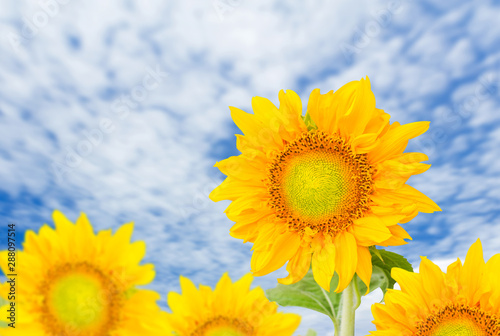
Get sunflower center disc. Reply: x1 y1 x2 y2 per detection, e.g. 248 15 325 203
432 319 485 336
205 328 247 336
267 130 374 236
191 316 253 336
417 304 500 336
283 151 354 220
50 273 106 327
43 263 120 335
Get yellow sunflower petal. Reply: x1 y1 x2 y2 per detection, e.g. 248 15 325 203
337 77 376 140
74 212 96 259
377 225 412 247
251 96 282 132
278 246 312 285
391 268 429 310
351 132 380 154
252 231 301 276
351 216 392 246
230 106 267 142
369 121 430 163
485 254 500 313
215 156 267 181
334 231 358 292
210 176 267 202
307 88 337 133
278 89 307 134
311 236 336 291
419 257 445 301
234 273 254 293
372 301 411 334
461 239 486 304
214 273 235 316
166 273 300 336
256 312 302 336
356 245 372 293
364 108 391 136
374 160 430 189
378 184 441 213
225 195 268 217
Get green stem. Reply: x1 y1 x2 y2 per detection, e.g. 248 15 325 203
339 278 356 336
333 318 340 336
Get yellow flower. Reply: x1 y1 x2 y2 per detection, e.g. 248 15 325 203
210 78 440 292
371 239 500 335
0 210 169 336
166 273 301 336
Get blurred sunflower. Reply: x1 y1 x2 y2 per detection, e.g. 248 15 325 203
371 239 500 335
166 273 300 336
210 78 440 292
0 210 169 336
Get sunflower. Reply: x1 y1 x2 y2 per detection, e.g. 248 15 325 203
166 273 300 336
371 239 500 335
210 78 440 292
0 210 169 336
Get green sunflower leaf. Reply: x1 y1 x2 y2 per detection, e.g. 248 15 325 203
305 329 318 336
369 247 413 292
265 269 342 325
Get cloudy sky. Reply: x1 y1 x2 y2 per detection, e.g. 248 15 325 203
1 0 499 335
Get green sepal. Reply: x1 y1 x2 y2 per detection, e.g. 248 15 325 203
369 245 384 262
303 112 317 131
305 329 318 336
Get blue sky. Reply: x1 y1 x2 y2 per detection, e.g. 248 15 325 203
1 1 500 335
